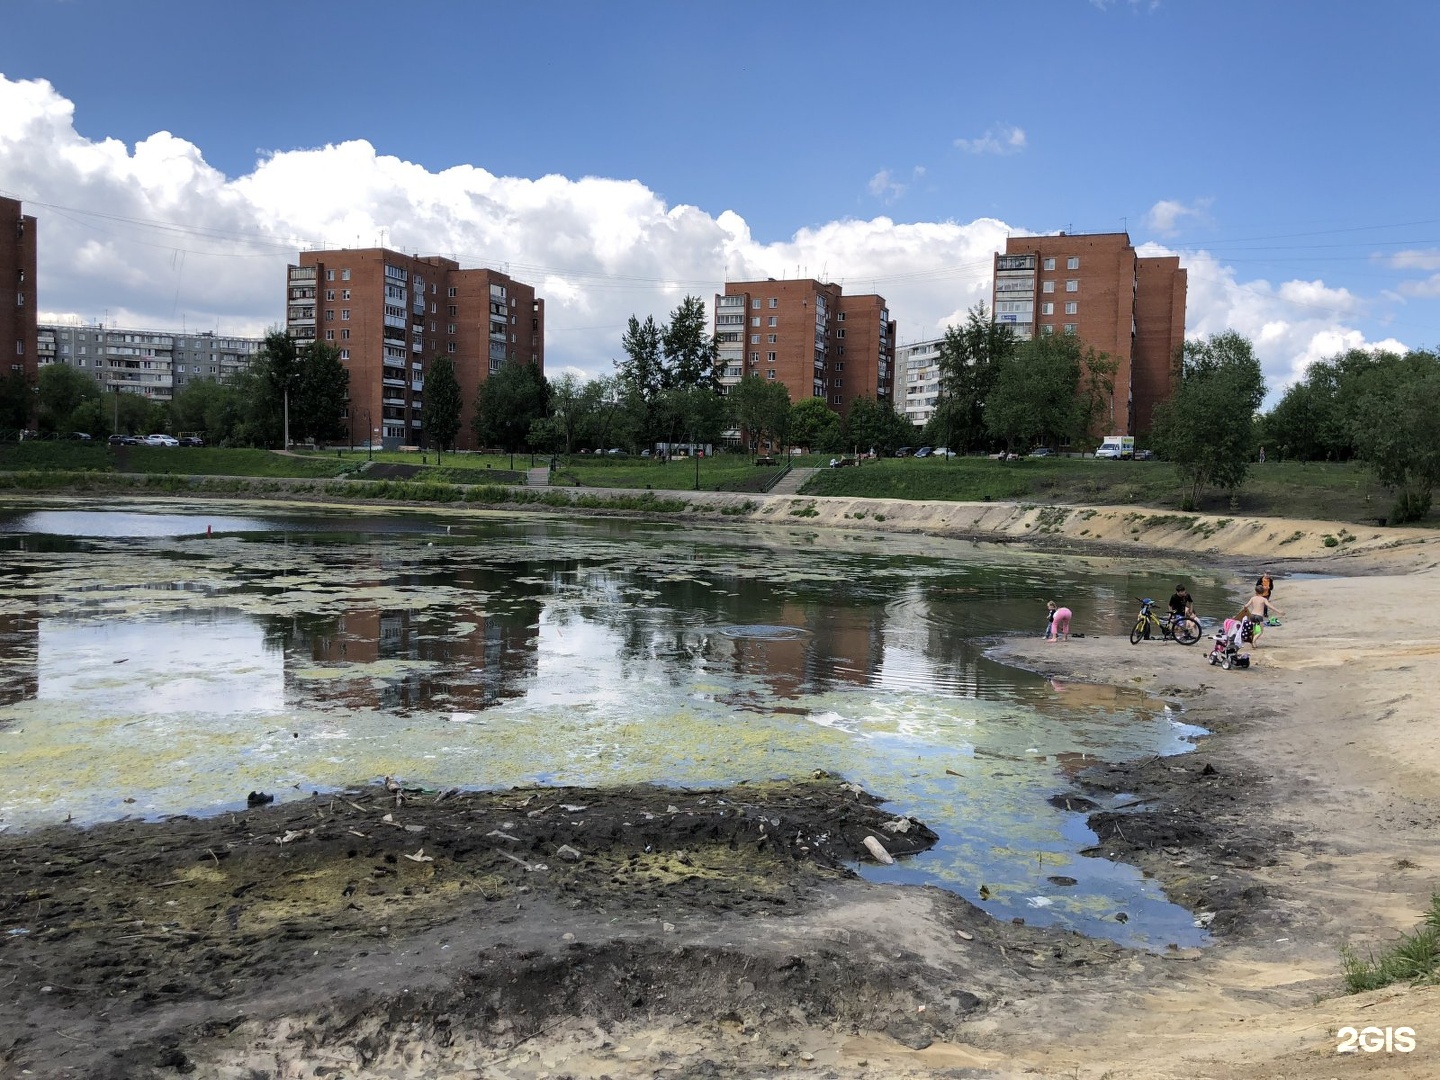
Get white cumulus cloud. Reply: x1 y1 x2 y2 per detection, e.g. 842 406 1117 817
0 74 1411 399
954 125 1027 156
1144 197 1212 238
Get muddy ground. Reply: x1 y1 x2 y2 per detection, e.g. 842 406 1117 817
0 751 1294 1080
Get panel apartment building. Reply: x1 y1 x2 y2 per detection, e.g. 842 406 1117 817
899 337 943 429
2 196 38 388
37 324 262 402
286 248 543 450
713 279 896 419
991 232 1186 435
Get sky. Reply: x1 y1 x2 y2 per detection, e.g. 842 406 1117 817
1 0 1437 404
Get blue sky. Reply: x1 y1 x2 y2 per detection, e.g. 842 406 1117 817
1 0 1437 400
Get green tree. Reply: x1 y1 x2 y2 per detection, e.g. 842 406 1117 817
291 342 349 445
789 396 844 452
843 396 916 455
984 334 1088 450
472 361 549 452
249 331 299 447
934 304 1014 453
0 370 33 432
423 355 463 454
661 295 720 390
545 372 591 456
36 363 101 435
1150 331 1267 510
727 374 791 452
615 315 665 443
1348 349 1440 522
168 378 241 442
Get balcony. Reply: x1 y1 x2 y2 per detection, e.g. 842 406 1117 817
382 377 407 388
383 395 406 407
289 266 317 281
411 340 423 352
411 379 424 392
411 418 423 428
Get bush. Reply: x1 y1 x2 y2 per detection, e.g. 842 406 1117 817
1341 893 1440 993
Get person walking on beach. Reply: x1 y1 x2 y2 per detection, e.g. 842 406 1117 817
1235 586 1283 648
1045 601 1072 643
1255 571 1275 600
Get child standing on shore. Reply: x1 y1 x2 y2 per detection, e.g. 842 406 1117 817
1045 601 1072 643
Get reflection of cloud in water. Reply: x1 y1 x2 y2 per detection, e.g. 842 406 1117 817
38 616 282 714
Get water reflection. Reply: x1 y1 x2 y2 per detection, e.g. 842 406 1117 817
0 504 1238 948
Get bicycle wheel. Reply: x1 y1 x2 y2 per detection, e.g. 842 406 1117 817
1129 619 1147 645
1174 617 1202 645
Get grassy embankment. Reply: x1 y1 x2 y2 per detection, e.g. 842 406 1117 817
802 456 1424 526
1 444 1430 527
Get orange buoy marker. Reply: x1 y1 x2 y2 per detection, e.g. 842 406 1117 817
207 525 212 537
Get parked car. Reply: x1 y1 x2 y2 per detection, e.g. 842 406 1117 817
914 446 933 458
931 447 957 458
1094 444 1122 459
144 434 179 447
178 436 205 447
605 448 624 456
1134 448 1155 461
894 446 914 457
107 434 134 446
68 431 93 441
1028 447 1055 458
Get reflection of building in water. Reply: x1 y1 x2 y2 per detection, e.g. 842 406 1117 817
275 600 540 713
715 599 883 701
0 607 39 708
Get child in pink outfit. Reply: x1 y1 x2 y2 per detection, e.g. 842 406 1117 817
1045 601 1072 642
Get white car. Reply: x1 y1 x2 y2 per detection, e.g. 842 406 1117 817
1094 445 1122 459
144 434 179 447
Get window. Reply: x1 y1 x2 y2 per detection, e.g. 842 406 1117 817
1067 256 1079 270
341 269 351 281
837 327 846 338
325 330 335 340
767 334 777 343
1040 302 1054 315
1066 280 1078 292
751 335 760 344
340 350 350 360
341 309 350 320
326 270 335 281
1063 323 1077 334
341 329 350 340
1042 281 1055 293
768 298 778 308
766 370 776 380
767 352 777 362
326 290 335 301
750 352 759 363
752 299 762 309
1042 257 1055 271
447 342 457 353
448 324 456 334
767 316 777 327
430 302 437 313
1065 302 1078 315
448 305 457 316
324 309 334 321
751 317 760 327
342 290 351 301
448 287 457 298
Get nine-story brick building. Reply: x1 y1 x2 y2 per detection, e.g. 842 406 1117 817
1 196 38 394
286 248 543 450
991 232 1186 436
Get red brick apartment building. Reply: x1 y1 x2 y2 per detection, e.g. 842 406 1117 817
713 279 896 419
1 196 39 390
991 232 1186 435
286 248 543 450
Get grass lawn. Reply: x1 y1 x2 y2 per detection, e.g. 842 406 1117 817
546 453 797 493
0 443 351 478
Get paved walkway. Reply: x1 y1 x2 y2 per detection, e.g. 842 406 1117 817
766 467 818 496
526 466 551 487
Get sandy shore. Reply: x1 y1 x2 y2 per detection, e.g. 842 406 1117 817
3 494 1439 1078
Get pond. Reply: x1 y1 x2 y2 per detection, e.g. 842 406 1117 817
0 499 1238 948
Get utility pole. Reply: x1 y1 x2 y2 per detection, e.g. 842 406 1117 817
283 387 290 450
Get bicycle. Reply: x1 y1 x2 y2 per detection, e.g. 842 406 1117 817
1129 597 1201 646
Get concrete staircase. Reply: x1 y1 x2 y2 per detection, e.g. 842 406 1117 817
767 467 817 496
526 466 551 487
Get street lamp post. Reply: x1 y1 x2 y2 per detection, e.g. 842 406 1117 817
364 408 373 461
